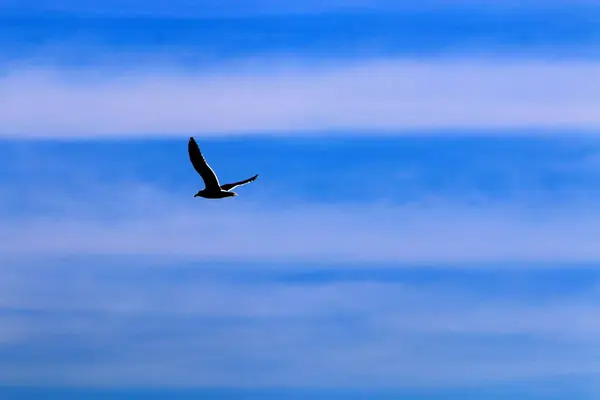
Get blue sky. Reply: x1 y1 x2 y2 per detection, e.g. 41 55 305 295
1 1 600 399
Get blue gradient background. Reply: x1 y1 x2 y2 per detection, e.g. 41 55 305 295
1 1 600 399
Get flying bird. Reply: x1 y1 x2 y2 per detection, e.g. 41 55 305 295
188 137 258 199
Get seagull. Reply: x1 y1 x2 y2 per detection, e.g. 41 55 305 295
188 137 258 199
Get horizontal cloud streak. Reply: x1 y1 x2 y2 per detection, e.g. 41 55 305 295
1 259 599 387
2 265 600 338
2 183 600 263
2 59 600 138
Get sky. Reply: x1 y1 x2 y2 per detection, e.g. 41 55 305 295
1 1 600 399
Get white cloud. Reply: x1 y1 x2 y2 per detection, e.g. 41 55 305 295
1 182 600 387
2 181 600 263
2 266 600 338
0 263 599 387
2 59 600 138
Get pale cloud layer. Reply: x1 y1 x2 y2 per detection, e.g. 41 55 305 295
2 59 600 138
2 182 600 263
1 259 599 387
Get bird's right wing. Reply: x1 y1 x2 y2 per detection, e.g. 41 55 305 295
188 137 220 190
220 174 259 191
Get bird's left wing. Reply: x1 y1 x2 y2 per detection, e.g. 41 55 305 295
188 137 221 190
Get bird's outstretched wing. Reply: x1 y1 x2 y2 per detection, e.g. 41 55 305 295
188 137 220 190
221 174 259 191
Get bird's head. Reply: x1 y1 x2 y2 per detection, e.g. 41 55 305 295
194 190 204 198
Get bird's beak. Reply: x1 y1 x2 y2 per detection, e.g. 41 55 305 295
193 193 199 197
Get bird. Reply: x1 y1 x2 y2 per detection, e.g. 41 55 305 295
188 136 258 199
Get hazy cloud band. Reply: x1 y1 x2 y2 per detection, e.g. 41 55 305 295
2 59 600 138
3 185 600 263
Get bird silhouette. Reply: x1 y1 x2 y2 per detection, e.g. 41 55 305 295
188 137 258 199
